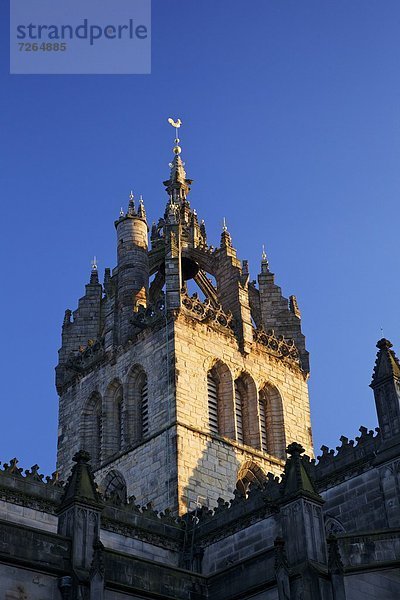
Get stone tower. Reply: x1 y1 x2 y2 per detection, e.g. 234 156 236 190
56 126 313 515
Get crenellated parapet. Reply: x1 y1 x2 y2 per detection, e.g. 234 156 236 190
314 426 381 486
0 458 64 514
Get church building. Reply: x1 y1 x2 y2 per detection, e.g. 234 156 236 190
0 124 399 599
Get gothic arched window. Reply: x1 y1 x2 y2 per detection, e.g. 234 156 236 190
126 365 148 444
104 380 124 459
233 374 259 448
102 469 127 504
82 392 102 467
236 461 267 496
206 361 234 438
259 383 286 459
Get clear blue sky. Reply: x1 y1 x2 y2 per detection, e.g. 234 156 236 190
1 0 399 476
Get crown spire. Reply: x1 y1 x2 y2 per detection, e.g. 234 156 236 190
164 118 192 202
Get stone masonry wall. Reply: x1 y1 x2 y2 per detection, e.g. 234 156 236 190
320 469 387 533
174 313 312 512
176 426 284 512
201 514 280 574
0 565 59 600
0 500 57 533
95 428 178 511
57 320 178 512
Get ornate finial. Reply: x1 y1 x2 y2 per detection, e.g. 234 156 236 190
286 442 305 457
120 207 124 217
128 190 136 216
168 117 182 155
72 450 91 464
377 338 393 350
262 244 267 261
90 257 99 284
220 217 232 249
138 194 146 220
261 245 269 273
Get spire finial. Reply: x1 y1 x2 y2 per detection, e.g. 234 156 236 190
261 245 269 273
220 217 232 249
90 256 99 284
120 207 124 217
262 244 267 261
168 117 182 155
137 194 147 220
128 190 136 216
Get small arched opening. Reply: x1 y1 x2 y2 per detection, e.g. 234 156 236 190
236 461 267 496
102 469 127 504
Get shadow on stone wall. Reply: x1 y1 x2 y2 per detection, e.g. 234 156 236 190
180 438 241 512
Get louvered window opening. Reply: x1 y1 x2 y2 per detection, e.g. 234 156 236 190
95 409 102 462
117 397 123 451
235 383 244 444
142 381 149 438
259 397 268 452
207 374 219 434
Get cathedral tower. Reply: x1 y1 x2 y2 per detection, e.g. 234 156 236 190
56 122 313 515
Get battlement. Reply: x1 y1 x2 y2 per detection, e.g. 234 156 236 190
314 426 381 487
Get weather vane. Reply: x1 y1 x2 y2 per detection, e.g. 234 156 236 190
168 117 182 155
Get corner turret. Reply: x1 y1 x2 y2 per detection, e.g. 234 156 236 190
114 191 149 343
257 249 309 372
56 261 103 393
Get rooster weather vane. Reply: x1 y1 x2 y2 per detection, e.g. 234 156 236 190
168 117 183 157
